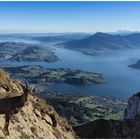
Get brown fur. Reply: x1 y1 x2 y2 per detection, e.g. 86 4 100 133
0 83 31 135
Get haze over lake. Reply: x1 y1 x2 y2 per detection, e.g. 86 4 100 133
1 37 140 99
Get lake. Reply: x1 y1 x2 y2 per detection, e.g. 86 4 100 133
1 46 140 99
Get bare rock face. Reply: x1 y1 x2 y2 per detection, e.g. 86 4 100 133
124 92 140 120
73 117 140 138
0 69 75 139
73 92 140 138
1 95 75 139
0 69 23 98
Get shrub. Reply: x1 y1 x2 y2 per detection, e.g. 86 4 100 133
30 126 37 135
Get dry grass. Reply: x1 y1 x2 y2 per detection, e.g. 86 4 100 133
0 69 22 98
33 96 72 132
0 69 11 85
30 126 37 136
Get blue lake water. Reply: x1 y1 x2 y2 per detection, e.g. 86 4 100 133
1 47 140 99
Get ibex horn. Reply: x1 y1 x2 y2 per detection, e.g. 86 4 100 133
25 83 28 90
31 84 35 90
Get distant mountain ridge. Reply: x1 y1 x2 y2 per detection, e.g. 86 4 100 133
58 32 140 55
32 33 90 43
108 30 140 35
129 59 140 69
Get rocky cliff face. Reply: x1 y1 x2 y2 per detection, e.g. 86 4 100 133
0 69 23 96
124 92 140 120
0 95 75 139
0 69 75 139
73 116 140 138
73 92 140 138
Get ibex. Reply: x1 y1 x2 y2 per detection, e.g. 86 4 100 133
0 83 35 135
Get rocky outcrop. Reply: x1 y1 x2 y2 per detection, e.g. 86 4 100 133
0 69 75 138
0 95 75 139
73 92 140 138
124 92 140 120
0 69 23 97
73 116 140 138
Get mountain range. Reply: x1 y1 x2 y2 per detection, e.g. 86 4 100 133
108 30 140 35
58 32 140 55
32 33 90 43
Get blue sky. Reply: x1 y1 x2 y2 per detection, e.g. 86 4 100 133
0 1 140 33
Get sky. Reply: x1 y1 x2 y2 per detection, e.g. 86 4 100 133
0 1 140 33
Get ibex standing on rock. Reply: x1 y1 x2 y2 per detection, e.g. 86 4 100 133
0 83 34 135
